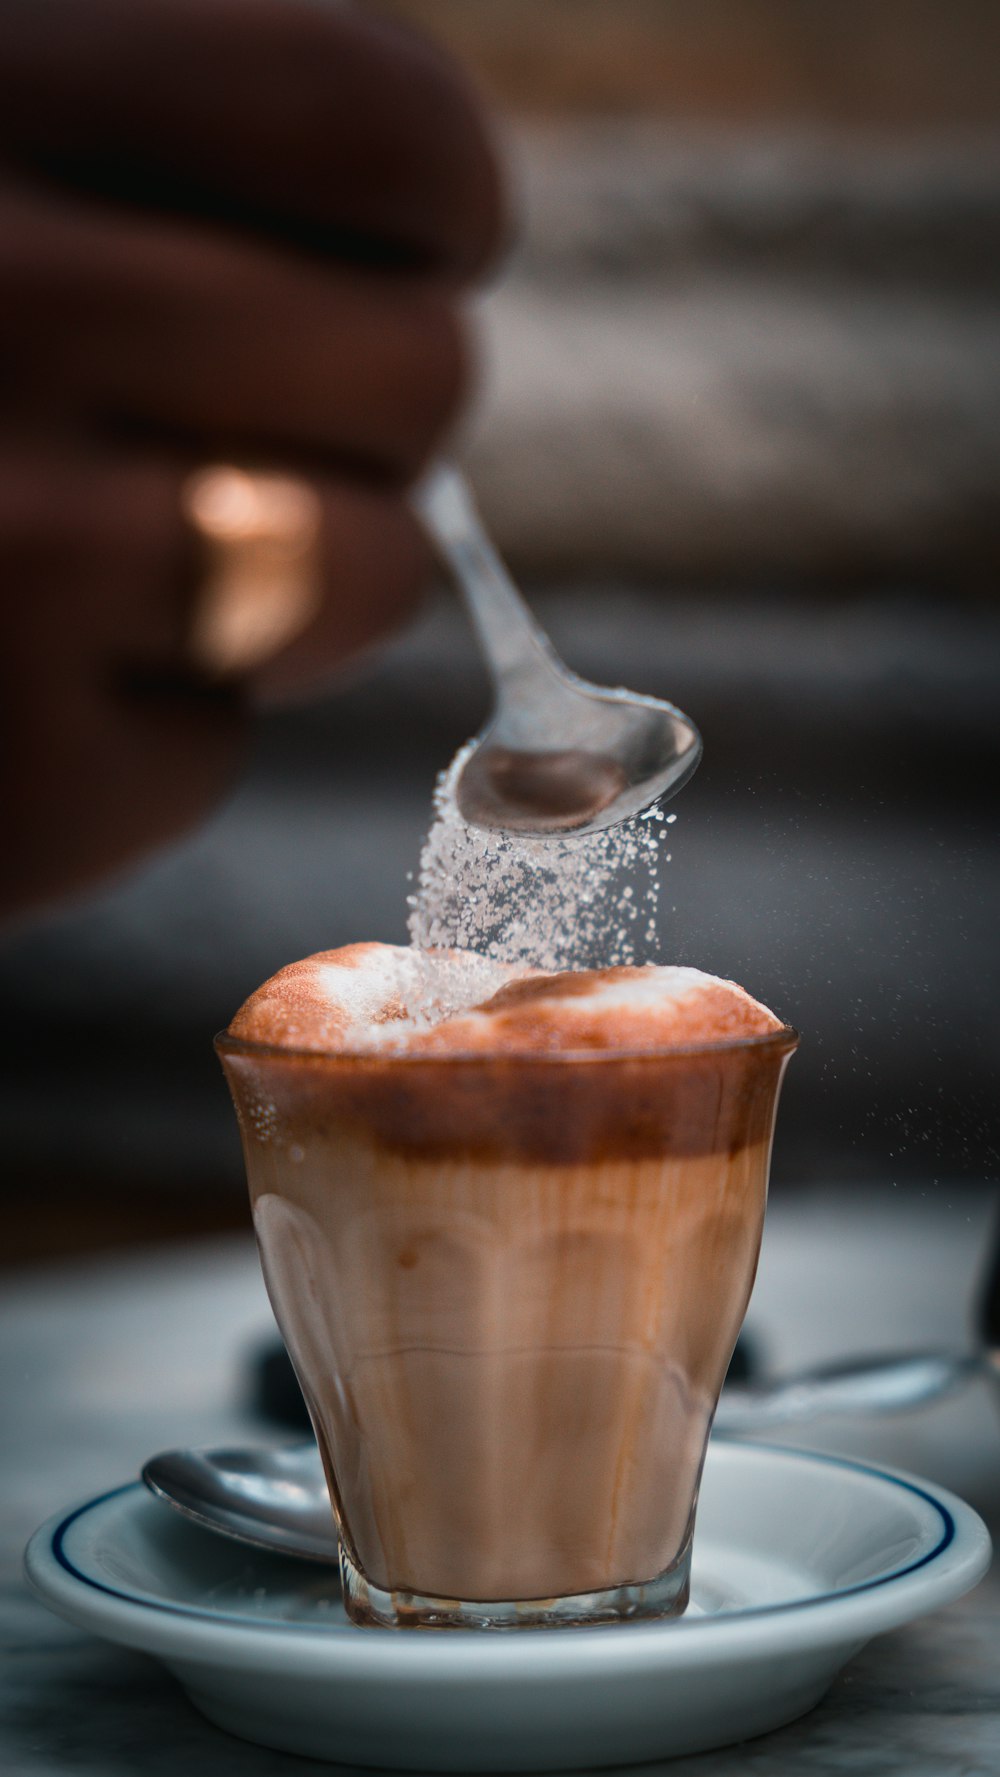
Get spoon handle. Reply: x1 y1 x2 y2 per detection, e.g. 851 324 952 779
413 466 561 691
716 1349 979 1434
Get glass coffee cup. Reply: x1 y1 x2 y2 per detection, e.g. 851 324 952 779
218 1021 796 1629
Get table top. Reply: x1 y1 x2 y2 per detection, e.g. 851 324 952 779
3 1181 998 1776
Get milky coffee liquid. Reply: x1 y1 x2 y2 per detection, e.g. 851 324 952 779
220 948 795 1626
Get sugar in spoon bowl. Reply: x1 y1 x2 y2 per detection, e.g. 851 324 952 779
412 467 702 836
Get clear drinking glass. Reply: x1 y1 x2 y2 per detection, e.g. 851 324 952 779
217 1026 797 1628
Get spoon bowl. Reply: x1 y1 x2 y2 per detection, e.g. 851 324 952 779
142 1443 337 1563
414 469 701 836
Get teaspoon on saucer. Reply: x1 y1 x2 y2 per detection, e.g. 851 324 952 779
412 467 702 836
142 1443 338 1563
142 1346 993 1563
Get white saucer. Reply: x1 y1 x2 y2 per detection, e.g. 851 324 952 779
25 1440 990 1771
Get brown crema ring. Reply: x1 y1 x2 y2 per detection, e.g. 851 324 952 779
215 1028 798 1164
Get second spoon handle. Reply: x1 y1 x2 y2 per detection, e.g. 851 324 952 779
715 1349 980 1434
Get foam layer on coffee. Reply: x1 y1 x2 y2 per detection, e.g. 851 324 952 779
228 942 783 1055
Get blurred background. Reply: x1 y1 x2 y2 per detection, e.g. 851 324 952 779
2 0 999 1262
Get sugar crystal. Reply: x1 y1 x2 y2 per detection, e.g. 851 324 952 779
407 740 669 973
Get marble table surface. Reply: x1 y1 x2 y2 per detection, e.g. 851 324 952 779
2 1181 998 1776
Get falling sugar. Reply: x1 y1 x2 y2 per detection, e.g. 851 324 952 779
408 740 672 973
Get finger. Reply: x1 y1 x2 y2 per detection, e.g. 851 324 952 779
1 672 247 923
0 446 243 917
0 443 431 693
0 444 432 917
0 0 506 279
247 479 432 705
1 178 467 479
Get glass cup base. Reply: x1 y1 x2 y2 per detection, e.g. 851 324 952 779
339 1540 692 1630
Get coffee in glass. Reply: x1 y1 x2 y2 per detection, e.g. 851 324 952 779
218 944 796 1629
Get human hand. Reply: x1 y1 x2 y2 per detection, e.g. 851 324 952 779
0 0 504 917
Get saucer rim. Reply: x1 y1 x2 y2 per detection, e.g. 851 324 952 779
24 1440 992 1673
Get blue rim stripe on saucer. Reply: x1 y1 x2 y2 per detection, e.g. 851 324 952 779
49 1444 957 1636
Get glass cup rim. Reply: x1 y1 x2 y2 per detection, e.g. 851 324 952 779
214 1024 799 1068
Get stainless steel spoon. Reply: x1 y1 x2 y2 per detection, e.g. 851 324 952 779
714 1347 989 1434
142 1346 993 1564
412 467 702 836
142 1442 338 1563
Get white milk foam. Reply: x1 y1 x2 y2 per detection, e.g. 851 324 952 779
407 740 675 978
313 952 739 1053
315 944 519 1043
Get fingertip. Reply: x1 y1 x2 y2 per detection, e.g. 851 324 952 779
248 484 433 706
